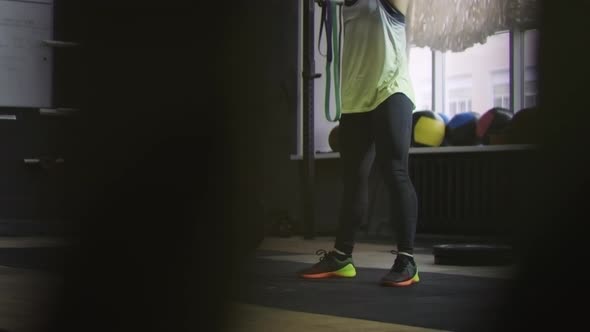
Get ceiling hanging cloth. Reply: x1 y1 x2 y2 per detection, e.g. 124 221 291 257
408 0 539 53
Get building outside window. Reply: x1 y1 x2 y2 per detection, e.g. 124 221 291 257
444 32 510 115
447 74 473 116
491 69 510 109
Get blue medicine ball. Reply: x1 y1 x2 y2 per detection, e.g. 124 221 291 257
446 112 481 146
437 112 450 125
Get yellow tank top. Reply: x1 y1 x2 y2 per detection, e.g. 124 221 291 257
342 0 416 113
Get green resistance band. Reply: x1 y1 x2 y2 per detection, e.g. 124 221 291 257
321 1 343 123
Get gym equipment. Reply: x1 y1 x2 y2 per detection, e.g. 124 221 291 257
433 244 513 266
411 110 446 147
476 107 513 145
506 107 539 144
317 0 344 122
328 125 340 152
446 112 481 146
437 112 450 125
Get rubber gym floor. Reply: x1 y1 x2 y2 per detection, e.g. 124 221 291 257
0 235 515 332
224 236 515 332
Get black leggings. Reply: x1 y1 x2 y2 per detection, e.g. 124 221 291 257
334 93 418 255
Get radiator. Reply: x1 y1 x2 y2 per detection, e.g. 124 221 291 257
369 149 534 236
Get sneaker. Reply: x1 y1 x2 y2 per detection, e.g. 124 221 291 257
298 249 357 279
380 251 420 287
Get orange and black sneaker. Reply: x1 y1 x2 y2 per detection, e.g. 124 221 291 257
298 249 357 279
380 251 420 287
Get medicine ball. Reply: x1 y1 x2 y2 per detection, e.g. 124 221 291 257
476 107 513 145
446 112 481 146
328 125 340 152
506 107 540 144
412 110 446 147
437 112 450 125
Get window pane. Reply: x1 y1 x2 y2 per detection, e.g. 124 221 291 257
491 69 509 110
494 98 502 107
444 32 510 116
524 29 539 110
449 102 457 115
409 47 433 110
525 95 536 108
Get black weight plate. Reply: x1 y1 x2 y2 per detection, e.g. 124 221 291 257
432 244 513 266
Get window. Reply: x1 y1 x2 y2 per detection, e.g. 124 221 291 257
493 96 510 108
409 47 433 111
449 102 456 115
524 94 536 108
444 32 510 116
296 5 541 156
523 29 539 109
447 75 472 116
491 69 510 108
524 66 538 108
448 99 473 116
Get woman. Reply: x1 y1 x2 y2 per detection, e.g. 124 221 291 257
298 0 419 287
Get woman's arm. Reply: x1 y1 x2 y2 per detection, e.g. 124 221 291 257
388 0 410 16
388 0 413 51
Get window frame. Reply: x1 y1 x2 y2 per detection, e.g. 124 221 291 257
294 4 538 158
431 29 536 115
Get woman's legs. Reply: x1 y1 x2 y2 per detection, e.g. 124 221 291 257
334 92 417 255
299 93 418 283
334 111 375 255
372 93 417 254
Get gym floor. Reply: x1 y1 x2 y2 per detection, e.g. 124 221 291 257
224 236 516 332
0 237 63 332
0 236 515 332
